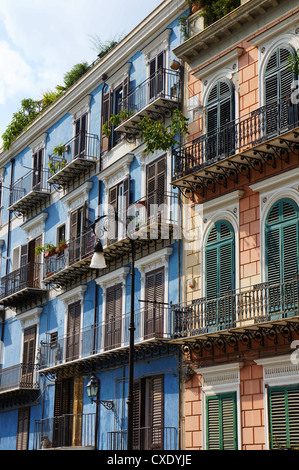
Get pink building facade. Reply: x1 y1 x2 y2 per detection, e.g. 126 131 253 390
171 0 299 450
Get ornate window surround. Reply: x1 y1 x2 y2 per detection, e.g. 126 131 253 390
60 180 93 240
69 94 92 135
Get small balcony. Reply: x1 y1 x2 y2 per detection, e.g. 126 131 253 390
0 363 39 410
47 132 99 188
8 169 50 216
42 228 96 289
114 68 181 138
107 427 177 451
172 96 299 192
170 276 299 345
38 305 171 374
33 413 96 450
0 262 46 308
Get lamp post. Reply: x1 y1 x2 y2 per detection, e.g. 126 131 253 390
90 214 136 451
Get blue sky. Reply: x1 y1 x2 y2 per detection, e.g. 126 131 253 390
0 0 163 144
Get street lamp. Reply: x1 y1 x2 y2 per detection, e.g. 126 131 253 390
86 374 114 410
91 214 136 451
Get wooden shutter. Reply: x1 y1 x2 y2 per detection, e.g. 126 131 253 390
101 90 112 153
266 199 298 284
145 269 164 338
132 379 144 450
53 378 74 447
105 284 122 350
151 375 164 450
66 302 81 361
21 325 36 386
32 149 43 190
206 393 237 450
122 74 130 111
269 386 299 449
16 408 30 450
146 156 166 216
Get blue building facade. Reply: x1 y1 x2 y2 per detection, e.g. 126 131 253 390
0 0 187 450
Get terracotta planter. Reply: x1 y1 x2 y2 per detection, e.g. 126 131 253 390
170 59 180 71
192 3 201 13
45 250 56 258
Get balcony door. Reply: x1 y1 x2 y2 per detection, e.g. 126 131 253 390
32 148 43 191
146 156 166 221
53 377 74 448
19 235 42 291
66 301 81 361
74 113 87 158
105 283 122 351
144 268 164 338
149 51 165 101
108 178 130 244
69 204 89 265
21 325 36 387
133 375 164 450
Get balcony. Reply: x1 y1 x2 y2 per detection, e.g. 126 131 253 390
172 96 299 193
0 363 39 410
33 413 96 450
170 277 299 348
107 427 177 451
0 262 46 308
38 305 171 375
8 168 50 216
42 228 96 289
100 191 179 264
114 68 181 138
47 132 99 188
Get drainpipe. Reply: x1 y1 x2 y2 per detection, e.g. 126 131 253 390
6 158 15 275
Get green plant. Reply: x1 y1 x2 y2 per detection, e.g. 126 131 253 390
47 161 57 175
288 49 299 75
56 160 67 171
62 62 90 89
53 143 66 157
35 242 55 256
199 0 240 26
137 109 189 154
102 121 112 139
89 34 123 59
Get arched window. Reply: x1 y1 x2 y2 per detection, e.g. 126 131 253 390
205 220 235 328
265 198 299 284
264 45 296 133
206 80 235 160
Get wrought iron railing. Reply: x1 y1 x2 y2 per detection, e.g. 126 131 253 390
47 132 99 177
39 305 169 370
43 228 95 278
107 426 177 450
9 168 50 207
0 363 39 393
33 413 96 449
170 277 299 338
0 262 44 300
173 95 299 180
117 68 180 117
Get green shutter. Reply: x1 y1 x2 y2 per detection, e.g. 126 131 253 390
269 386 299 449
206 393 237 450
205 221 235 328
266 199 299 284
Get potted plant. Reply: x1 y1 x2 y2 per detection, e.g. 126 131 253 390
43 243 56 258
55 239 67 253
47 161 57 176
53 143 66 157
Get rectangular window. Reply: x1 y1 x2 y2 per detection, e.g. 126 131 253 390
16 407 30 450
105 283 122 350
32 148 43 190
145 268 164 338
66 301 81 361
108 178 130 243
206 392 237 450
269 385 299 449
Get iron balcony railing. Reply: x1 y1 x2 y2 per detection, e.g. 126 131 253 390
107 427 177 451
33 413 96 450
9 168 50 208
47 132 99 178
43 227 95 279
0 262 44 300
117 68 181 117
173 95 299 180
39 305 169 370
0 363 39 393
171 276 299 338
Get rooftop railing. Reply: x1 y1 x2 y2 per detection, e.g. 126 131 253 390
39 304 170 370
173 95 299 180
170 276 299 339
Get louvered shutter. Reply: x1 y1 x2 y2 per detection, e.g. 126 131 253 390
105 284 122 350
145 269 164 338
269 386 299 449
32 149 43 190
132 379 144 450
205 221 235 327
53 378 74 447
21 325 36 386
151 375 164 450
146 156 166 218
66 302 81 361
108 185 118 244
16 408 30 450
101 90 112 153
122 74 130 111
206 393 237 450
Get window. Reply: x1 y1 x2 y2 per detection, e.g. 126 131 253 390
69 203 89 264
205 221 235 328
133 375 164 450
264 46 296 133
265 198 299 284
53 377 74 447
206 80 235 160
74 113 88 158
105 283 122 350
268 385 299 449
32 148 43 190
146 155 166 217
66 301 81 361
21 325 36 387
149 51 165 101
108 177 130 243
16 407 30 450
144 268 164 338
206 392 237 450
56 224 66 258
